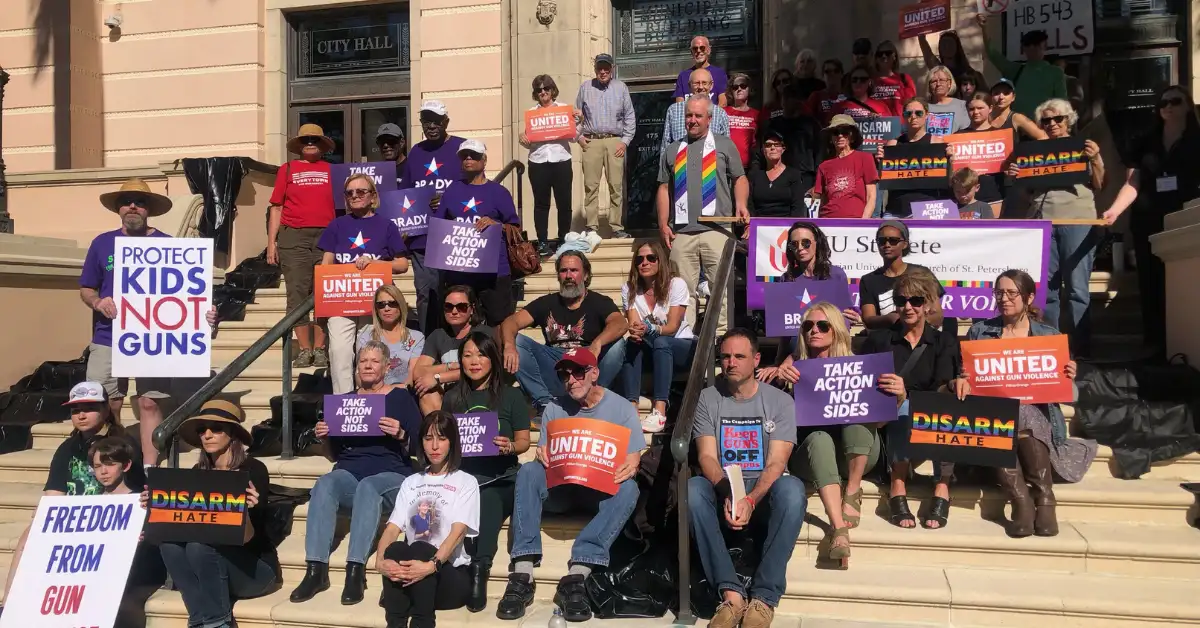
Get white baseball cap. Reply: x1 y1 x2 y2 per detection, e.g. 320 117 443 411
457 139 487 156
64 381 107 406
420 100 448 116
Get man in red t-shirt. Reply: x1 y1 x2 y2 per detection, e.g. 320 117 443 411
723 73 760 168
806 59 847 126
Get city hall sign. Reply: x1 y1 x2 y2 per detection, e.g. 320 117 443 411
616 0 758 56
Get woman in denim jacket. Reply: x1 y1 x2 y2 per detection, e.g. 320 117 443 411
965 269 1097 538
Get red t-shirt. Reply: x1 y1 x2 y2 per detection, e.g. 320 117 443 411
833 97 890 122
723 106 760 167
806 90 846 126
871 73 917 117
269 159 335 229
814 151 879 218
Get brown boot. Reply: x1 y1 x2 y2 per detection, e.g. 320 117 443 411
1018 436 1059 537
996 462 1035 538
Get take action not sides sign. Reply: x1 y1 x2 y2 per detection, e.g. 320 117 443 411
961 335 1073 404
545 418 631 496
314 262 393 317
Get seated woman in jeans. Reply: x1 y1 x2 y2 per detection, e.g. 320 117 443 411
290 341 423 605
618 240 696 433
154 400 279 628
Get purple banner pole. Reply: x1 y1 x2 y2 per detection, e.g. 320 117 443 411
456 412 500 457
794 353 898 426
323 394 386 436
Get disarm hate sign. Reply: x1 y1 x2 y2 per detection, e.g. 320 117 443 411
1009 137 1089 188
0 494 144 628
145 467 250 545
904 392 1019 468
113 237 213 378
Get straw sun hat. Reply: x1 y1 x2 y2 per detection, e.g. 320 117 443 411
178 399 252 448
287 123 336 155
98 178 173 217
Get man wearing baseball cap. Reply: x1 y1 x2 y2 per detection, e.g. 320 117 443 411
979 14 1066 118
376 122 407 188
401 99 468 332
574 53 636 238
496 347 644 623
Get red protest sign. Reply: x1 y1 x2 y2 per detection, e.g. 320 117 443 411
899 0 951 39
314 263 393 317
545 417 631 495
524 105 577 143
944 129 1014 175
962 335 1073 404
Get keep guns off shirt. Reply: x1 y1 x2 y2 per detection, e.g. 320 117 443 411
692 382 796 478
389 469 479 567
400 136 466 252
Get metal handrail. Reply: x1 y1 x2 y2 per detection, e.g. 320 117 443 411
670 237 736 623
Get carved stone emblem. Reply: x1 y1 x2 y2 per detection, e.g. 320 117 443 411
536 0 556 25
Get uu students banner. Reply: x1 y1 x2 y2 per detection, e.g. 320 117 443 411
0 494 143 628
145 467 250 545
747 218 1051 315
113 237 213 378
962 335 1073 404
314 262 393 317
545 418 631 495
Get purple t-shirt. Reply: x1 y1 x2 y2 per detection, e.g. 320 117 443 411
80 228 173 346
399 136 466 252
317 212 407 264
672 65 729 102
433 180 520 277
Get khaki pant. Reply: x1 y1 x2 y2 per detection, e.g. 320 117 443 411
327 315 370 394
580 136 626 231
670 230 729 333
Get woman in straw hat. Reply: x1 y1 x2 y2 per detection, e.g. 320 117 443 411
814 114 878 218
153 400 280 627
268 123 337 369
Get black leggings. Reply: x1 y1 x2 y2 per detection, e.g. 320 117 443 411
381 540 470 628
469 477 515 564
529 160 573 241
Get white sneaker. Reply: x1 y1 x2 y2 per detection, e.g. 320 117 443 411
697 280 711 298
641 409 667 433
583 229 602 251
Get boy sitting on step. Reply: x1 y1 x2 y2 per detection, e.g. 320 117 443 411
89 436 135 494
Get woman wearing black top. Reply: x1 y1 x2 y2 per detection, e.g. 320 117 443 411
155 400 279 628
749 130 808 217
877 97 951 218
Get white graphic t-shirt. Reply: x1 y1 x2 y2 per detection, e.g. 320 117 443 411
388 469 480 567
620 276 694 339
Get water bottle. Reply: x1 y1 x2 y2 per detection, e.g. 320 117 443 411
548 607 568 628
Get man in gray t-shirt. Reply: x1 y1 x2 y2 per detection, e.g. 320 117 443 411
688 329 805 628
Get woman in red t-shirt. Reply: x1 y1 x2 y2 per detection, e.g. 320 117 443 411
723 72 760 168
814 114 878 218
870 40 917 117
833 67 890 123
268 123 337 368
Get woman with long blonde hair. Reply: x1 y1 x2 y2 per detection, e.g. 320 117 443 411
357 283 425 388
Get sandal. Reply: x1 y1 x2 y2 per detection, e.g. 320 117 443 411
828 526 851 569
921 496 951 530
888 495 916 529
842 487 863 529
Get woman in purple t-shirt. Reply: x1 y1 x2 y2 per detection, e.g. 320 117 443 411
318 174 410 394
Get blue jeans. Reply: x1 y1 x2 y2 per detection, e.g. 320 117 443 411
410 250 441 335
304 469 407 564
509 461 640 567
159 542 277 628
620 334 696 403
1045 225 1098 351
687 474 806 607
513 335 627 406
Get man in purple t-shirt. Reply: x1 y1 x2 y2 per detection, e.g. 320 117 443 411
673 36 728 107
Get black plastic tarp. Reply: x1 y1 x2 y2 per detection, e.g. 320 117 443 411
182 157 246 255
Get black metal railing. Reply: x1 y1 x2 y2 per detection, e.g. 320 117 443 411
670 237 736 623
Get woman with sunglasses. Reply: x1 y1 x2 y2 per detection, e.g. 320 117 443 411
964 270 1095 537
619 241 695 433
858 220 952 335
987 79 1047 141
862 272 967 530
814 114 878 218
924 66 969 138
833 67 889 123
292 341 423 605
877 98 952 219
519 75 576 257
318 173 410 394
357 284 425 389
748 130 809 218
761 68 795 123
412 285 492 414
724 72 761 169
870 40 916 117
1005 99 1105 355
442 331 530 611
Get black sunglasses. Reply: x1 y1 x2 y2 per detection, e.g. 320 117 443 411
787 238 813 252
193 422 230 435
903 110 926 118
894 294 927 309
732 83 750 90
831 127 854 137
635 254 659 265
556 366 589 380
802 320 832 334
117 196 147 208
851 76 871 83
443 302 470 313
375 300 400 310
1040 115 1067 126
1159 97 1185 109
460 151 484 161
344 189 372 198
536 85 552 93
876 50 896 57
876 236 905 246
691 46 709 52
300 136 323 146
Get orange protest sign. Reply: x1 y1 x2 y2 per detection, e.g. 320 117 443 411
524 105 577 143
314 263 393 318
898 0 950 39
545 417 631 495
962 335 1073 404
944 129 1014 175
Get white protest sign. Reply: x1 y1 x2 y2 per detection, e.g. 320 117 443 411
113 237 213 378
1 495 145 628
1001 0 1093 60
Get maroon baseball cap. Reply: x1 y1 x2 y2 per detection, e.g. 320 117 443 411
555 347 598 371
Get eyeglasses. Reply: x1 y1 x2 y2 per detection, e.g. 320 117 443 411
344 189 372 198
851 76 871 84
903 110 926 118
1159 97 1185 109
375 300 400 310
460 151 484 161
992 289 1022 300
787 238 813 251
802 320 832 334
1040 115 1067 126
536 86 552 93
443 301 470 313
876 236 905 246
635 254 658 265
894 295 927 309
763 142 785 150
117 196 147 208
556 366 590 381
930 77 951 84
691 46 709 52
300 136 323 146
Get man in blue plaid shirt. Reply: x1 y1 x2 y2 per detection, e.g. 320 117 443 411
661 68 731 157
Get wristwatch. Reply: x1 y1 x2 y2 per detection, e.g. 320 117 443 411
434 373 442 384
431 556 444 569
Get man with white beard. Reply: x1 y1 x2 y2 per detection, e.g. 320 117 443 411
500 251 628 416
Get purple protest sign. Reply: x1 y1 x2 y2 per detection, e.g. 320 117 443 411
794 353 898 426
323 394 386 436
330 162 400 211
910 199 959 220
763 278 854 338
456 412 500 457
379 188 434 237
424 216 501 274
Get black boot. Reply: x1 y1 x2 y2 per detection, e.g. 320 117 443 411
467 559 491 612
495 573 535 620
289 561 329 603
341 561 367 605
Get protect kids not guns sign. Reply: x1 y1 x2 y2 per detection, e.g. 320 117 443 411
962 335 1073 404
423 216 501 274
113 237 213 378
324 394 386 436
0 494 144 628
545 418 630 495
794 353 897 426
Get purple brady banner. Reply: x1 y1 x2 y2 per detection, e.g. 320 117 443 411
379 188 435 237
456 412 500 457
423 217 501 274
763 278 854 338
330 162 399 211
910 199 959 220
323 394 386 437
748 218 1051 318
794 353 898 426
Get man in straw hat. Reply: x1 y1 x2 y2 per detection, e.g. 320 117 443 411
268 123 337 368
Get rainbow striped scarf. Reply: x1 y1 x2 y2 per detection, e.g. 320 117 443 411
672 130 718 225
